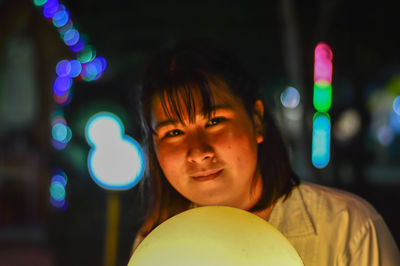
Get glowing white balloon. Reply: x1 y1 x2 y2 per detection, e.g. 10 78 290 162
129 206 303 266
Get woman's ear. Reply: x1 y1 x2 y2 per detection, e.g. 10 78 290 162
253 99 264 144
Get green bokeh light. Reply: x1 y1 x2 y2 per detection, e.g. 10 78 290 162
77 45 96 63
33 0 48 6
313 82 332 112
50 182 66 201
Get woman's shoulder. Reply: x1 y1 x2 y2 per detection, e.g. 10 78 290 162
297 181 381 226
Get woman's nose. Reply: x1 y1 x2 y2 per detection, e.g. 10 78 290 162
186 134 215 164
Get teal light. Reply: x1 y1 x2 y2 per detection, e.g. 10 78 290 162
312 112 331 168
33 0 48 6
77 45 96 63
52 123 68 142
50 181 66 201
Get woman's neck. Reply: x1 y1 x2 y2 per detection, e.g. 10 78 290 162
252 203 275 221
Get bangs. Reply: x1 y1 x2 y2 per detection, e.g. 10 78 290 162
158 74 217 126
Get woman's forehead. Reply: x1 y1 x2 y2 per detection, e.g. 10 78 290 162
151 82 239 122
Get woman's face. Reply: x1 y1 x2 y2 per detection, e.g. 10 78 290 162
151 82 264 210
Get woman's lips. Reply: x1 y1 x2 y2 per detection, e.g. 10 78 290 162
190 169 223 182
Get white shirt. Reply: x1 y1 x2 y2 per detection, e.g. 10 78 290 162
268 182 400 265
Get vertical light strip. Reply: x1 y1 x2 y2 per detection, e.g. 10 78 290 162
312 42 333 168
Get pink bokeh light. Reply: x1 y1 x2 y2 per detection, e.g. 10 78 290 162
314 42 333 83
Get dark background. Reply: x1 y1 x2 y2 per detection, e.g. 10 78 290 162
1 0 399 265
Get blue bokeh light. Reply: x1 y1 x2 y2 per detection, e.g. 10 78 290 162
50 197 67 209
393 96 400 116
280 86 300 109
377 125 394 146
52 10 69 27
51 138 68 150
69 37 85 53
79 56 107 81
43 0 60 19
63 29 80 46
389 111 400 134
53 76 72 95
56 60 71 77
96 56 107 72
57 20 73 36
52 174 67 187
69 59 82 77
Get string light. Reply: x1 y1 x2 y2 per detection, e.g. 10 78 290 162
49 168 68 210
312 42 333 168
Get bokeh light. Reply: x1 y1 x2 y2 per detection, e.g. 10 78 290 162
50 111 72 149
80 56 107 81
313 42 333 113
280 86 300 109
52 174 68 187
56 60 71 77
313 82 332 112
53 76 72 95
33 0 48 7
389 111 400 134
57 20 73 36
50 181 66 201
314 42 333 83
333 109 361 141
63 29 80 46
85 112 145 190
69 37 85 53
53 90 72 105
312 112 331 168
49 169 68 210
52 9 69 27
77 45 96 63
52 139 68 150
69 59 82 77
42 0 60 19
393 96 400 115
377 125 395 146
96 56 108 72
52 123 68 142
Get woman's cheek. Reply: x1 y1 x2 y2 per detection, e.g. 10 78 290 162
157 141 186 168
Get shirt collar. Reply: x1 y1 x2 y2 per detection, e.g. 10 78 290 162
268 184 317 238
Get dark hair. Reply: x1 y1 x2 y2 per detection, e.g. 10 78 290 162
135 40 299 243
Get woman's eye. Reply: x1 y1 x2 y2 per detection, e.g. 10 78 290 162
165 129 183 138
206 117 225 127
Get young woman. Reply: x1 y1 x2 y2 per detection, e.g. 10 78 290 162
133 40 400 265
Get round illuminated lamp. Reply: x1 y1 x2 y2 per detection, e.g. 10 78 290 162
129 206 303 266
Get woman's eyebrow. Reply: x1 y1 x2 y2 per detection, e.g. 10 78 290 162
154 119 180 132
154 103 234 131
202 103 234 115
